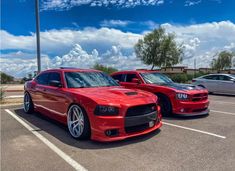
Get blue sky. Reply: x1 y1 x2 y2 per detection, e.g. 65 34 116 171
1 0 235 77
2 0 234 35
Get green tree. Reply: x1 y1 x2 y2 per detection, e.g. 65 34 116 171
93 63 118 74
0 72 14 84
135 27 183 70
211 51 234 70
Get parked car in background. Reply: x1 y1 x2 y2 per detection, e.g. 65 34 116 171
24 68 162 142
192 74 235 95
111 70 209 116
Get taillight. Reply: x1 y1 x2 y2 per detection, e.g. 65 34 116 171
192 79 196 82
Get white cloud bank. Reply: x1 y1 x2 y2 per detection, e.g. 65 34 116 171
0 28 140 54
1 21 235 77
42 0 164 10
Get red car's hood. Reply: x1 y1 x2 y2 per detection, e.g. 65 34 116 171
164 83 206 91
68 86 156 104
150 83 207 93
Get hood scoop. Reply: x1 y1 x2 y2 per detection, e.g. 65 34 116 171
125 92 138 96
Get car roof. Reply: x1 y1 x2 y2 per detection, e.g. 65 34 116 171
112 70 160 75
40 68 101 73
202 73 233 77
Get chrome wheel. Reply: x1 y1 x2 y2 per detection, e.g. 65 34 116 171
24 93 30 112
67 105 85 138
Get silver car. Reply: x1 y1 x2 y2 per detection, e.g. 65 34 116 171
192 74 235 95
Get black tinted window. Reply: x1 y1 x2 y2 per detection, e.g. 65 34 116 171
112 74 123 82
48 72 61 83
218 75 233 81
125 74 138 82
36 73 49 85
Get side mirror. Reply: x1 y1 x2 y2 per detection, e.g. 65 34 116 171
49 80 62 88
115 80 120 84
131 78 140 84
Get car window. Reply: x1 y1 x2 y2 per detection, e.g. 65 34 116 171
112 74 123 82
125 74 138 82
203 75 217 80
140 73 173 84
36 73 49 85
48 72 61 83
218 75 233 81
65 72 119 88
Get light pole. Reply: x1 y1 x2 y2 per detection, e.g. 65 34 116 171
35 0 41 73
194 58 196 78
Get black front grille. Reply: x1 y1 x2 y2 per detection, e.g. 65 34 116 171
125 123 150 133
126 103 156 117
192 108 208 112
192 93 208 102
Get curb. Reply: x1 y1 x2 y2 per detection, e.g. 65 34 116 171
4 90 24 92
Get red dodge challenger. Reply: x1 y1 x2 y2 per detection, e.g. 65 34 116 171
111 70 209 116
24 68 162 142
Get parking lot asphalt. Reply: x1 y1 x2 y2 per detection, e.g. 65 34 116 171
1 94 235 171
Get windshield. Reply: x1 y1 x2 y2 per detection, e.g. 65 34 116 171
230 74 235 78
65 72 119 88
140 72 173 84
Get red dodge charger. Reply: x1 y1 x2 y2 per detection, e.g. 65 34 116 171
111 70 209 116
24 68 162 142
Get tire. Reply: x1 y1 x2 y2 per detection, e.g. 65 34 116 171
67 104 91 140
157 94 172 116
23 92 34 114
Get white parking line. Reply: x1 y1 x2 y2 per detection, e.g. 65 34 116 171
210 110 235 116
5 109 87 171
163 122 226 139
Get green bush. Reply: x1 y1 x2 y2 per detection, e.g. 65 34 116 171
166 72 206 83
0 72 14 84
0 88 5 100
93 63 118 75
168 74 188 83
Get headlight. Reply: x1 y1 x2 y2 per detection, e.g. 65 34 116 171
94 105 119 116
176 93 189 100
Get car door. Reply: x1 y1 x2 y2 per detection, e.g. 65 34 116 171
201 75 219 92
217 75 235 94
43 72 70 119
32 72 50 110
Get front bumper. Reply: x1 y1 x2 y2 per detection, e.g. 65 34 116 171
90 108 162 142
174 109 210 116
173 100 209 116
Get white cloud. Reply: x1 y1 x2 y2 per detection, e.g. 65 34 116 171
184 0 222 6
1 21 235 77
100 20 132 27
0 30 36 50
185 0 202 6
50 44 146 69
0 51 50 78
41 0 164 10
